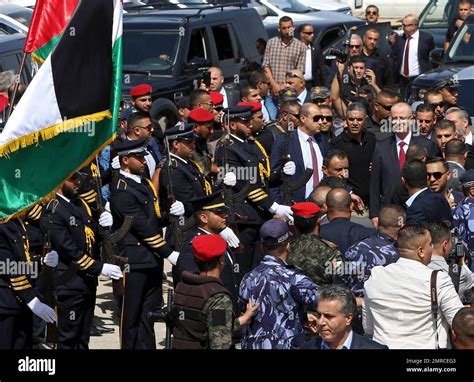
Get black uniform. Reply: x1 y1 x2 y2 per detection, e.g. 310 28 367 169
0 219 38 349
175 227 239 314
215 134 275 274
40 195 104 349
110 172 174 349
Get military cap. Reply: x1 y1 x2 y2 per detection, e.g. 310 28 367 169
176 95 191 109
70 171 88 182
192 235 227 262
460 169 474 188
164 122 197 141
130 83 152 97
0 70 14 91
114 139 148 157
432 76 459 91
209 91 224 106
237 101 262 112
260 219 290 245
188 108 214 124
191 192 228 213
223 105 253 121
279 88 298 102
310 86 330 100
291 202 320 218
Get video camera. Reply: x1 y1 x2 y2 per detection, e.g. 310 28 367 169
450 228 466 261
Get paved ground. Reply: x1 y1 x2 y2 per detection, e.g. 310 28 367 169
90 262 172 349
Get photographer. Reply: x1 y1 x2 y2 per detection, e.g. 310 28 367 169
428 223 474 305
330 56 381 117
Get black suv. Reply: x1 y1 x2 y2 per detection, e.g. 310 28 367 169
122 5 268 127
411 14 474 116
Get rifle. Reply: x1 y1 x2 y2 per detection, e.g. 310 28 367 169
164 138 185 251
165 288 173 349
40 201 59 348
93 157 133 297
282 99 295 205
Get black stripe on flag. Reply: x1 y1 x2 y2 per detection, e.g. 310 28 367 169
51 0 114 119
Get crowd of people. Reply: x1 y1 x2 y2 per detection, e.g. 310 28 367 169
0 4 473 351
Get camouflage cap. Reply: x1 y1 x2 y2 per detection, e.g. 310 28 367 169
279 88 298 103
310 86 330 100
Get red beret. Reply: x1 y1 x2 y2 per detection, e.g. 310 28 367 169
130 83 152 97
237 101 262 112
192 235 227 262
209 91 224 106
291 202 320 217
188 108 214 124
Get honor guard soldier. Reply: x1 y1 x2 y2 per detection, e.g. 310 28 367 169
175 192 240 313
188 108 215 180
159 123 212 235
40 173 122 349
0 217 57 349
170 235 258 349
215 105 293 275
109 139 182 349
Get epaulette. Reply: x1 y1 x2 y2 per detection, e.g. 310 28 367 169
157 157 167 168
45 198 59 213
117 178 128 190
320 238 338 249
26 204 43 221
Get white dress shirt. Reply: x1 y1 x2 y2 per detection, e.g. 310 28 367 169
304 45 312 81
465 130 472 145
363 257 463 349
297 128 323 198
395 131 412 159
297 88 307 106
400 30 420 77
220 87 228 109
261 99 270 122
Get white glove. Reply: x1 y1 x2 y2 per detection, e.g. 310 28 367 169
111 155 120 170
283 161 296 176
43 250 58 267
99 211 113 227
170 200 185 217
166 251 180 266
27 297 56 323
223 172 237 187
219 227 240 248
101 263 122 280
269 202 294 222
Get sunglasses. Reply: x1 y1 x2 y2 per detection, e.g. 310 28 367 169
377 103 393 111
427 171 448 180
214 106 224 112
366 11 378 15
430 101 445 108
286 72 303 80
418 119 433 123
302 31 314 35
349 45 361 49
347 117 365 122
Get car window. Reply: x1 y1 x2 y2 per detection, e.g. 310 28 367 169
420 0 458 28
449 22 474 60
187 28 208 61
212 24 237 61
319 28 345 50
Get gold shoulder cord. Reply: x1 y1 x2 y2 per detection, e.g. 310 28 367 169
190 160 212 195
18 219 31 263
145 178 162 218
254 140 270 180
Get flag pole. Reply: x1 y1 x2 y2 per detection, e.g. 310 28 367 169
6 52 29 121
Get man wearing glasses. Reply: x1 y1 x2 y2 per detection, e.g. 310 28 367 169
298 23 326 89
285 70 311 105
425 90 446 123
390 14 435 101
364 5 379 24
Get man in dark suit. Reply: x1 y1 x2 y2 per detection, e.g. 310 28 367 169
390 14 435 100
298 23 326 89
320 188 377 253
369 102 438 227
402 159 453 225
300 285 388 349
270 103 330 204
174 193 240 312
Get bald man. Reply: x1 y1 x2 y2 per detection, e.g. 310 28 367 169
319 188 377 253
369 102 438 228
285 70 311 105
390 14 435 100
364 225 463 349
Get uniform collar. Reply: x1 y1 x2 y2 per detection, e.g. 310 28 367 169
119 169 142 184
171 152 188 164
56 193 71 203
230 133 245 143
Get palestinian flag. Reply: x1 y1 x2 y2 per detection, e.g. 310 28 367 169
24 0 80 63
0 0 122 220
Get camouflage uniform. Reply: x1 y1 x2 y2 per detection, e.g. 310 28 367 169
203 293 241 349
239 255 319 349
288 234 341 285
453 197 474 270
339 231 398 296
192 140 213 178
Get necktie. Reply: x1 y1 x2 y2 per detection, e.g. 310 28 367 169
307 137 319 187
403 36 412 77
399 141 406 170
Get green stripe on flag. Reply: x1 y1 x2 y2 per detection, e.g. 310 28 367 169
32 34 63 63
